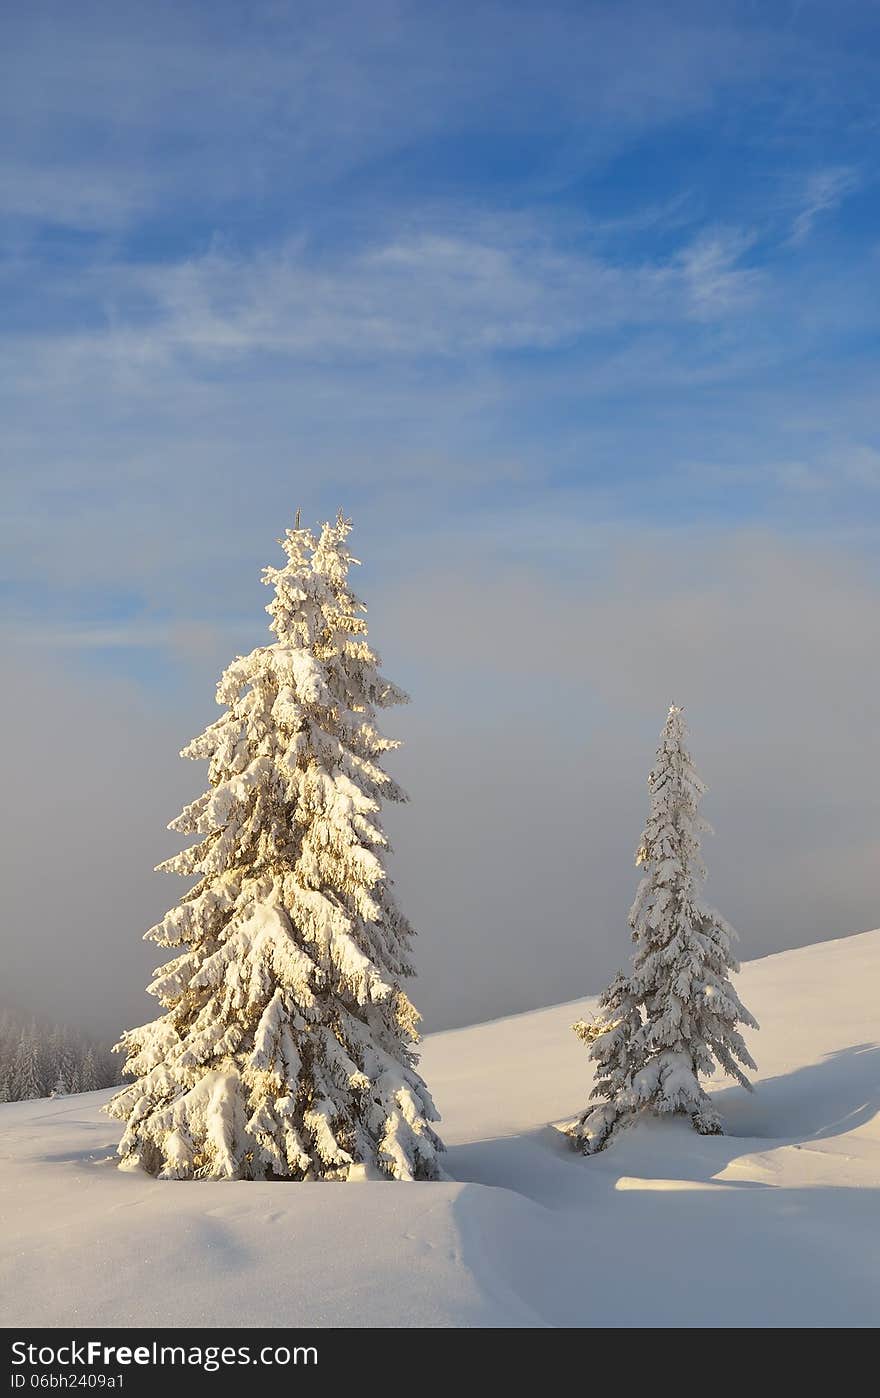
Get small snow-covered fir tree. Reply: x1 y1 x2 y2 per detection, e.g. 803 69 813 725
107 513 444 1181
567 705 758 1153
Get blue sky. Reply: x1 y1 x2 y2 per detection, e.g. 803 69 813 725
3 0 879 653
2 1 879 1032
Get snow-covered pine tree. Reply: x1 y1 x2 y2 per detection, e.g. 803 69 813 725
80 1047 100 1093
11 1023 46 1101
566 705 758 1153
58 1035 81 1095
46 1026 67 1095
107 513 444 1181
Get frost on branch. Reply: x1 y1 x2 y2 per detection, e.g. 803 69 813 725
107 513 444 1181
566 705 758 1154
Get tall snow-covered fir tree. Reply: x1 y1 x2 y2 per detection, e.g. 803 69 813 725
11 1023 46 1101
107 514 444 1181
566 705 758 1154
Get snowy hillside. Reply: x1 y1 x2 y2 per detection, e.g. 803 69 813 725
1 930 878 1328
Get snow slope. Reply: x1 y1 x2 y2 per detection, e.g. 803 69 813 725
1 930 878 1328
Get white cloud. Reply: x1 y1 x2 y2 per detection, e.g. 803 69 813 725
134 230 630 357
675 229 761 319
0 163 149 231
790 166 860 245
0 3 773 232
1 217 763 379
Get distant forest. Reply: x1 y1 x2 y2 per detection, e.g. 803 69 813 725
0 1007 121 1101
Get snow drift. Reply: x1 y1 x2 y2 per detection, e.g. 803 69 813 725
1 930 878 1327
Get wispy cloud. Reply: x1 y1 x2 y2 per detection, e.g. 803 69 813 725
3 217 763 375
0 163 150 231
6 620 253 652
131 230 638 358
2 1 878 674
790 166 860 245
675 229 761 319
0 3 775 235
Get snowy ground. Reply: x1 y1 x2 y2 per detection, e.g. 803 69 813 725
1 930 878 1328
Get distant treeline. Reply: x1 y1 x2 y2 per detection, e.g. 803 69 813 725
0 1007 121 1101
